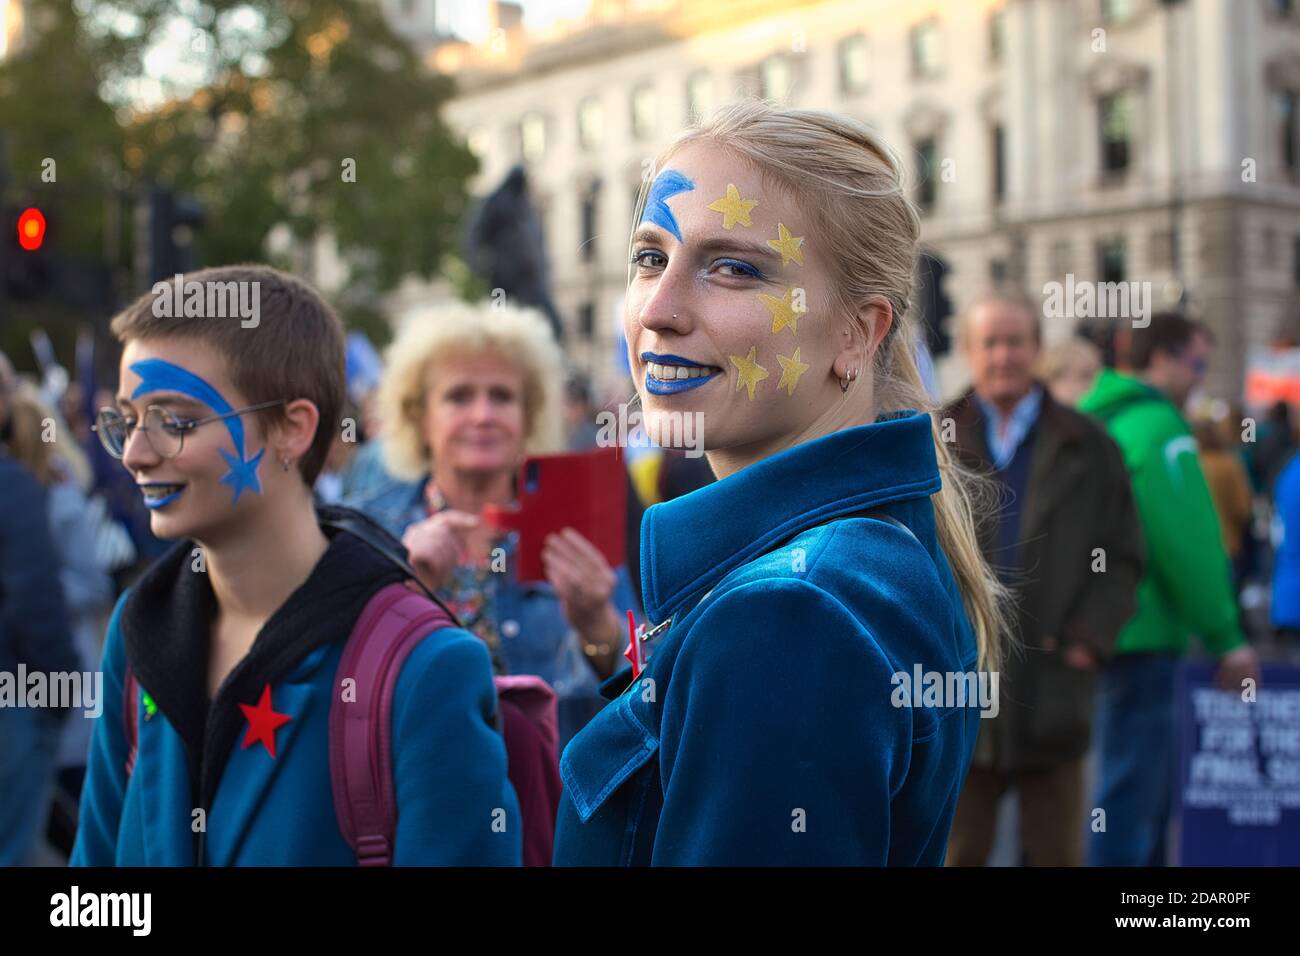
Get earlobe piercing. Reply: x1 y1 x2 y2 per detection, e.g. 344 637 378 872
281 456 291 473
839 367 859 393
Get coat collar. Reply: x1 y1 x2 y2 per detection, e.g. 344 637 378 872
948 385 1088 470
639 411 941 625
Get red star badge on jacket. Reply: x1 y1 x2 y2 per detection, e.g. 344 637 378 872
239 683 292 758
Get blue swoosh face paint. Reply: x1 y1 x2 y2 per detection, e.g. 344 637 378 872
129 358 265 504
640 169 695 242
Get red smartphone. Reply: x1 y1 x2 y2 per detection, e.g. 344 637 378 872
481 447 626 583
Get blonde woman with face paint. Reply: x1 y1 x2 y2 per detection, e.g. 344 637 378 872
552 101 1007 866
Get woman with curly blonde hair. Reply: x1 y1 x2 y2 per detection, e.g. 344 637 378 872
350 301 640 745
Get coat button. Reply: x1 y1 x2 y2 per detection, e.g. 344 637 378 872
1042 635 1058 652
501 619 520 638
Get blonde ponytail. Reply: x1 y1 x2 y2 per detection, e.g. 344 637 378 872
876 323 1009 673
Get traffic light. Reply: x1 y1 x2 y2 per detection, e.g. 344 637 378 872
3 204 54 301
17 207 46 250
145 187 205 283
1 203 116 313
915 251 953 357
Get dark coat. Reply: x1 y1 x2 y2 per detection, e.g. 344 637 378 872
942 387 1143 771
0 453 77 676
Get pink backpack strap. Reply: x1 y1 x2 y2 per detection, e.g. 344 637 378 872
493 675 558 750
330 582 453 867
493 675 560 866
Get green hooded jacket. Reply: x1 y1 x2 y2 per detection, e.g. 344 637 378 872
1078 368 1245 657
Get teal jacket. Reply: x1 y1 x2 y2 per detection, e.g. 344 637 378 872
1079 369 1245 656
553 412 982 865
71 524 521 866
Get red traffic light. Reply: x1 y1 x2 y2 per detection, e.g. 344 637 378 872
18 207 46 250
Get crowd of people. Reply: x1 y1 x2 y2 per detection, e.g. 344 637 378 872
1 100 1298 867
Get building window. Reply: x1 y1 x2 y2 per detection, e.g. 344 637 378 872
910 20 942 79
991 124 1006 203
1099 91 1132 175
580 185 599 263
578 97 603 151
1148 229 1174 271
916 137 938 213
686 71 714 124
839 35 869 94
1098 238 1126 283
1271 0 1294 16
989 258 1008 281
989 8 1007 64
1258 225 1279 267
759 55 791 101
630 83 656 140
1101 0 1135 23
1049 239 1073 277
578 302 595 340
1276 90 1298 173
519 113 545 162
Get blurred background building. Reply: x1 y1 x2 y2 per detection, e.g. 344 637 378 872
413 0 1300 400
2 0 1298 402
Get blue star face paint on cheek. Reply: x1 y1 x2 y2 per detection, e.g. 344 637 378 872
129 358 266 504
640 169 695 242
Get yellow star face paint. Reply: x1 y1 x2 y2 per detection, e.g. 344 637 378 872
729 346 770 400
758 287 801 335
707 183 759 230
766 223 805 267
776 348 811 396
623 140 837 475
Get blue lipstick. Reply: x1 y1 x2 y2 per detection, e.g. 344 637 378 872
140 483 186 510
641 352 722 396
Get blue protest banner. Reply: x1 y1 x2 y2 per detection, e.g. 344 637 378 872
1177 661 1300 865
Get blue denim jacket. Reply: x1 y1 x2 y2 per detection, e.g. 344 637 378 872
347 475 642 746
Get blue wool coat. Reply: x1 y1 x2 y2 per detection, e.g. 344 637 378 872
71 525 521 866
552 412 983 865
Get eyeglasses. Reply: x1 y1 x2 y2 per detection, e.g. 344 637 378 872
92 400 286 460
